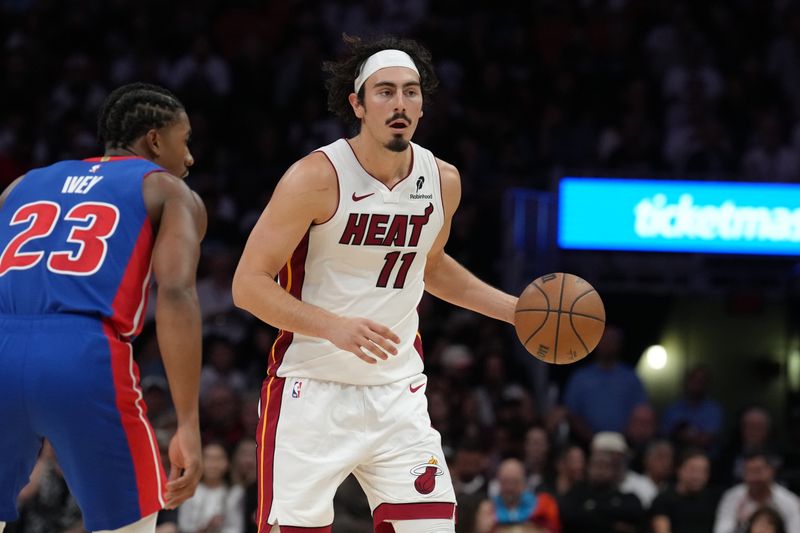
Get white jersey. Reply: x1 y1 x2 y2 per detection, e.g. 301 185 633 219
271 139 445 385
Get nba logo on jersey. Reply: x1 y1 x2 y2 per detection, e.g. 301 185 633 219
291 380 303 398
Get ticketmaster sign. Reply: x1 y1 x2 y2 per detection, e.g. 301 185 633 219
558 178 800 255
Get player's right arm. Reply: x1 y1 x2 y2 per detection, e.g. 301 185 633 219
232 153 399 364
144 171 207 508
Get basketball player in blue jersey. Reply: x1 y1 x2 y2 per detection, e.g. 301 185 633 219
0 83 206 533
233 36 519 532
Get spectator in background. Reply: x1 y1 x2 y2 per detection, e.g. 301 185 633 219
141 374 174 427
662 364 724 456
718 406 779 485
486 459 561 532
450 442 490 533
714 451 800 533
523 425 553 493
539 444 586 498
745 506 787 533
196 248 237 323
332 475 372 533
625 403 660 473
592 431 658 509
201 383 245 449
742 111 799 182
200 335 248 398
9 442 83 533
474 354 528 428
239 392 261 441
178 442 237 533
48 53 106 124
643 440 676 493
650 448 719 533
227 439 257 533
559 443 645 532
165 36 231 99
562 325 648 445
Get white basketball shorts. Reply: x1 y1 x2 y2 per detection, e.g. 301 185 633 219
253 373 456 532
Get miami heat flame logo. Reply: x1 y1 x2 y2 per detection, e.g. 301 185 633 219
410 456 444 495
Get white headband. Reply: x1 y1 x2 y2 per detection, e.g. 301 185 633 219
354 49 420 93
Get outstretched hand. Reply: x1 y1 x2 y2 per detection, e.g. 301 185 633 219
164 424 203 509
327 316 401 364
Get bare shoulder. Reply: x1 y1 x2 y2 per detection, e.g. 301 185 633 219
272 151 338 223
278 151 337 194
435 158 462 213
143 171 206 225
435 158 462 191
143 171 193 201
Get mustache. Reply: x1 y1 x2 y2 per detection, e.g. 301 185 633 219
386 113 411 125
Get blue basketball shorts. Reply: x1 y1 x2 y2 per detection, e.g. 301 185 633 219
0 315 166 530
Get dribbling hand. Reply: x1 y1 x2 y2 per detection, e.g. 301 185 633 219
164 423 203 509
327 316 401 364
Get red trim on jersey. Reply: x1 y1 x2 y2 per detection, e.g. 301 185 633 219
280 230 309 300
268 231 309 375
278 527 332 532
413 331 424 360
373 502 456 531
104 323 166 517
83 156 146 162
110 219 153 338
433 153 446 219
312 150 340 226
255 376 286 533
344 139 415 191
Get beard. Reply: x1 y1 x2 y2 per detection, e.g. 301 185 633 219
385 135 410 152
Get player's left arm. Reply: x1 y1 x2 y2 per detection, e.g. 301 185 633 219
424 159 517 324
0 175 24 210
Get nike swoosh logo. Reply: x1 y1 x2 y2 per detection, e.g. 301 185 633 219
352 192 375 202
409 383 425 393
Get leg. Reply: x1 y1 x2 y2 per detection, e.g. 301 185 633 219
0 321 43 524
353 376 457 532
0 521 5 532
27 319 166 531
94 512 157 533
255 377 363 531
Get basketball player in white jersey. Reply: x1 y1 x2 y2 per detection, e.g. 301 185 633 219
232 35 518 533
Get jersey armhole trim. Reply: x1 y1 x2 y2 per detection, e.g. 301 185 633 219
434 156 446 222
311 150 340 227
141 169 164 180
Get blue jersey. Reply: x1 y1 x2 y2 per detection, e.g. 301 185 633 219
0 156 163 338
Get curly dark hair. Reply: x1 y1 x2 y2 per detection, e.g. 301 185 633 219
746 506 786 533
323 35 439 128
97 82 185 149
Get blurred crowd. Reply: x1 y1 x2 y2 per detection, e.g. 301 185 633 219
3 0 800 532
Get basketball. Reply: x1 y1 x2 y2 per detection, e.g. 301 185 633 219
514 272 606 364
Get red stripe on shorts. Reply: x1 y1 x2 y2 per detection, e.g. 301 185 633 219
279 527 332 532
104 323 165 517
373 502 456 532
256 375 286 532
